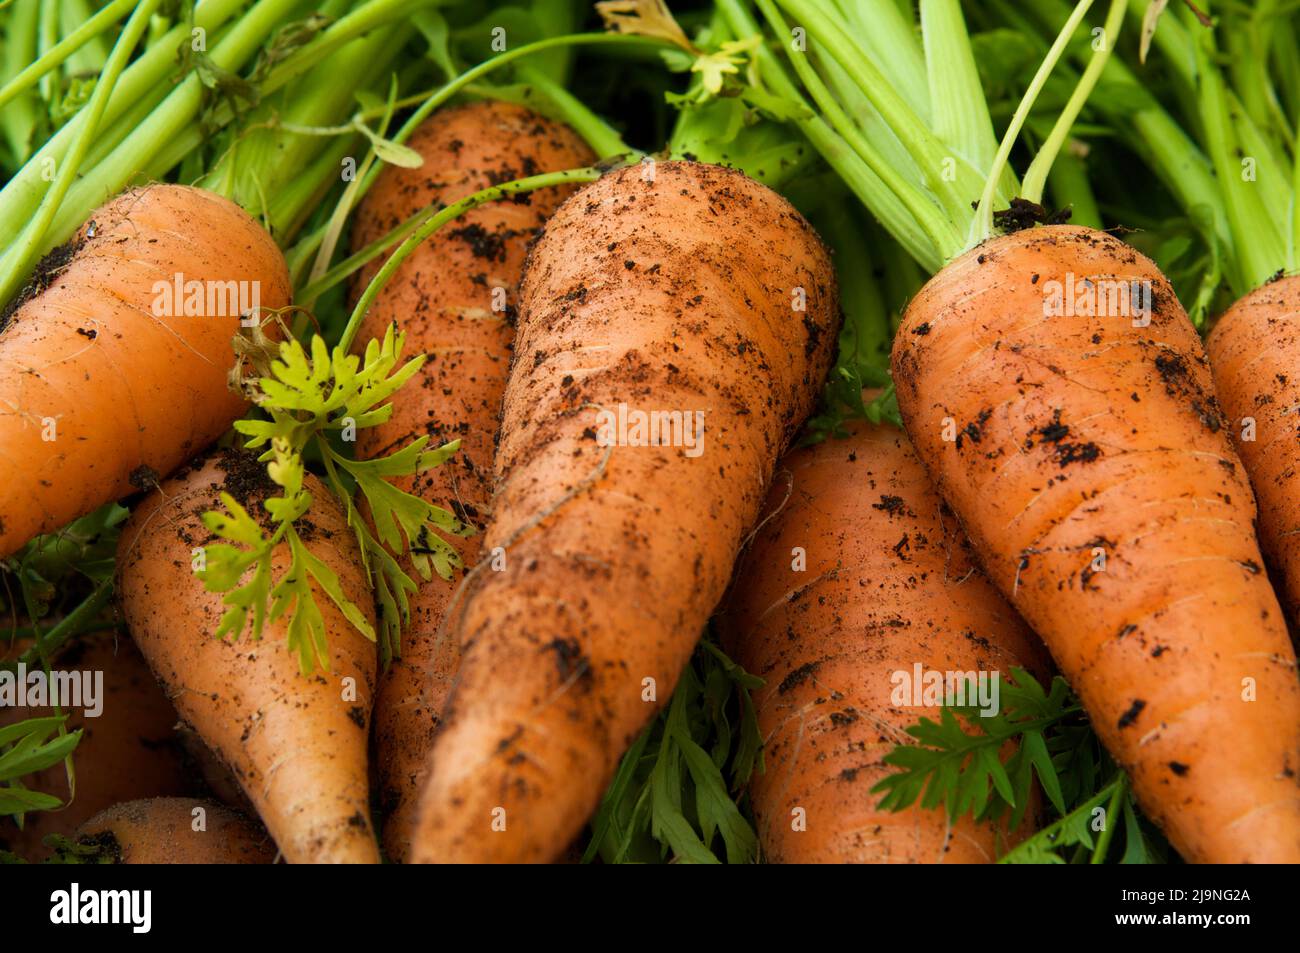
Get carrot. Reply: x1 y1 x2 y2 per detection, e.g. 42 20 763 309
891 225 1300 863
0 631 191 861
74 797 276 864
1207 281 1300 628
410 160 839 863
717 413 1046 863
349 100 594 862
115 448 380 864
0 184 290 558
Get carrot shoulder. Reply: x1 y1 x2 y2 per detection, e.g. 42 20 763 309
351 100 594 862
718 416 1045 863
892 225 1300 863
410 160 839 863
115 448 380 864
0 184 290 558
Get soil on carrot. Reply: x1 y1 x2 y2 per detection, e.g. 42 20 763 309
0 234 85 332
214 448 276 502
992 197 1072 233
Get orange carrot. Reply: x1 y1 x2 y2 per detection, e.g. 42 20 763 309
718 413 1046 862
116 448 380 864
1207 279 1300 628
349 100 594 862
0 631 191 861
0 184 290 558
410 160 839 863
75 797 275 864
891 225 1300 863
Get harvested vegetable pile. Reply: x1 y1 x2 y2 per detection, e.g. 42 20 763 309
2 0 1298 868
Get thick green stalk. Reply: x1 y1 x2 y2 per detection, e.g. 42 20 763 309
834 0 929 120
815 200 890 377
920 0 1000 174
1293 119 1300 273
775 0 972 224
0 0 134 112
715 0 942 270
756 0 962 260
45 0 306 245
1022 0 1236 287
204 19 411 234
0 0 162 308
1 0 41 165
0 0 249 248
62 0 112 74
1192 9 1286 289
36 0 59 110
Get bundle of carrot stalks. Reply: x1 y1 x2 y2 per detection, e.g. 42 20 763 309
1 0 1298 870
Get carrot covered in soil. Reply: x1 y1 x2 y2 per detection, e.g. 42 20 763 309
350 100 594 862
718 414 1046 863
410 160 839 863
1207 283 1300 629
0 184 290 558
891 226 1300 863
115 449 380 864
0 632 192 861
75 797 276 864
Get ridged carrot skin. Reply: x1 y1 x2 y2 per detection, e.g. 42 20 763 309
0 185 290 557
77 797 276 864
718 416 1045 863
116 449 380 864
892 225 1300 863
350 101 594 862
411 161 839 863
1207 278 1300 625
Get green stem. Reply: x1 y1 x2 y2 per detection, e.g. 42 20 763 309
974 0 1096 244
1292 118 1300 273
513 64 633 159
775 0 970 222
1090 773 1126 863
0 580 115 673
0 0 161 308
0 0 40 165
0 0 134 112
0 0 249 248
756 0 963 260
1021 0 1126 204
365 33 663 184
1192 4 1286 289
1047 148 1102 230
997 779 1118 863
714 0 942 269
338 167 604 353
